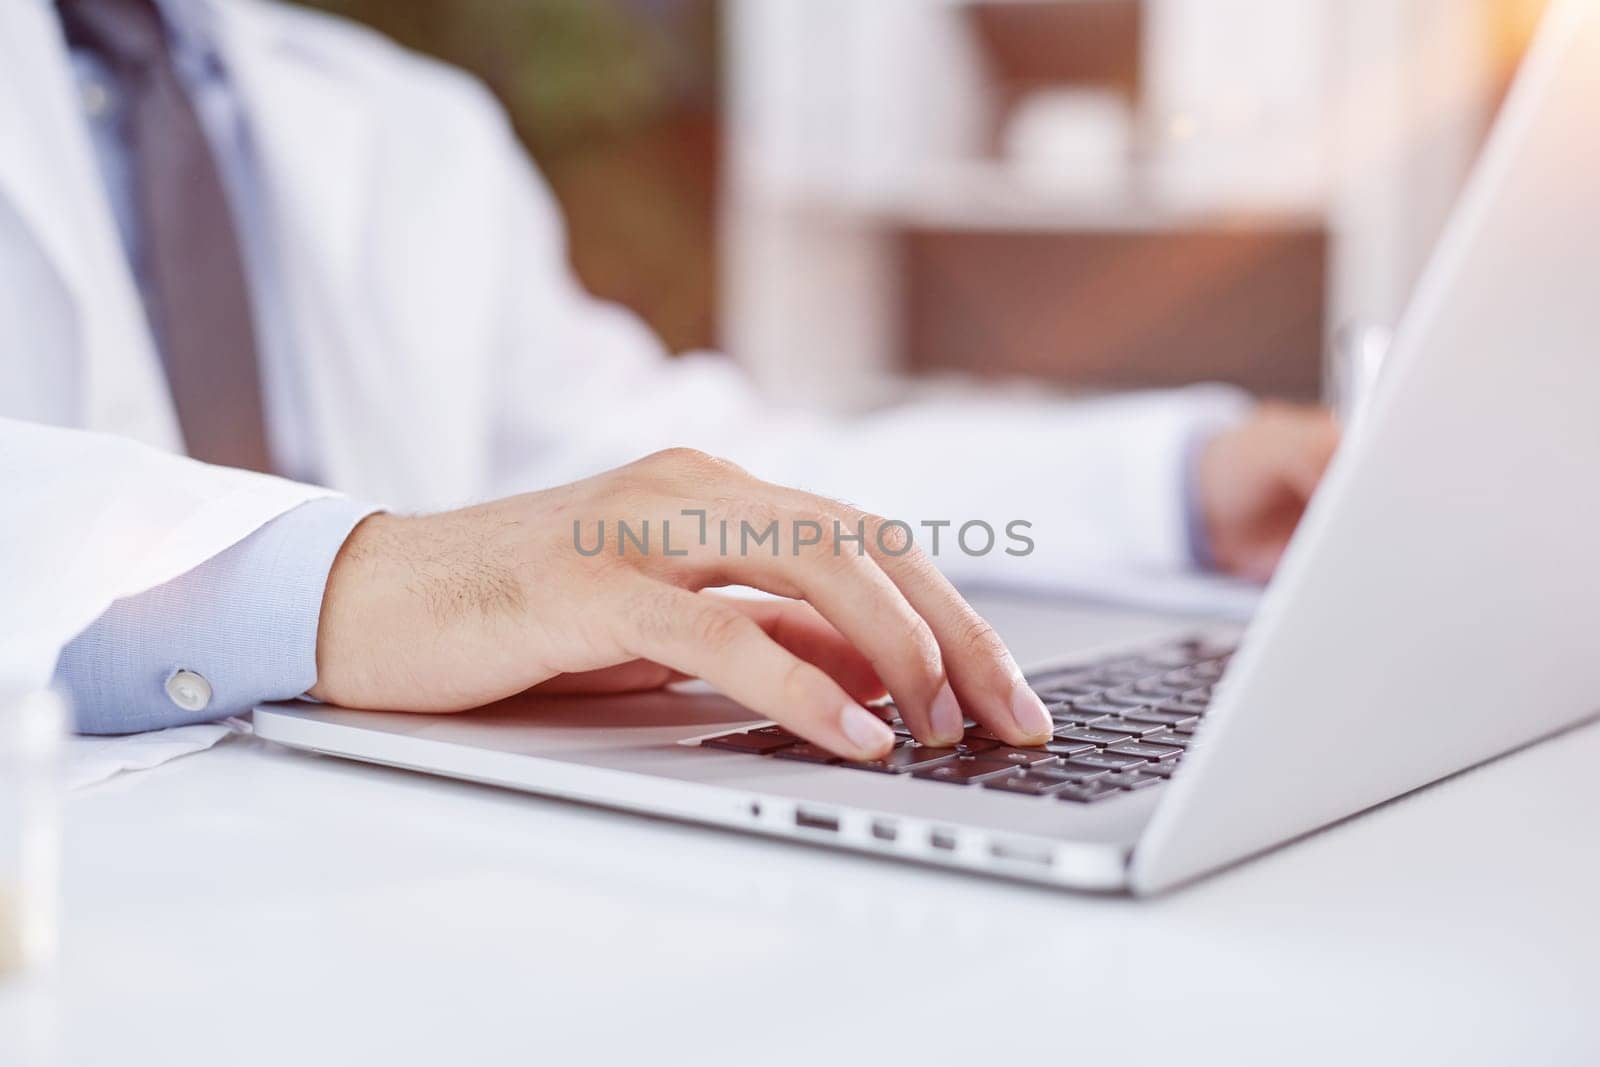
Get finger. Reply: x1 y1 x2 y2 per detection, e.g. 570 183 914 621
618 583 896 760
530 599 888 703
613 458 955 745
727 515 962 747
1248 547 1285 583
722 597 888 706
1279 408 1341 500
854 517 1053 746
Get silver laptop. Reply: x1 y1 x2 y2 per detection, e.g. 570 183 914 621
255 0 1600 895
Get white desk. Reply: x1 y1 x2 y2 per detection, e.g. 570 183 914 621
3 596 1597 1065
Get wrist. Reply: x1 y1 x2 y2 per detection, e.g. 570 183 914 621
308 504 544 710
310 511 409 706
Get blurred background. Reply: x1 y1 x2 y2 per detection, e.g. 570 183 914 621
303 0 1547 408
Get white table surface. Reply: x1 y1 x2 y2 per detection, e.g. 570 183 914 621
3 595 1597 1066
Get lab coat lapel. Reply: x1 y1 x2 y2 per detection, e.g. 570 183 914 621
0 3 92 314
0 0 183 450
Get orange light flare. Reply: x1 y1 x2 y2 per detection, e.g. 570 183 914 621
1328 0 1553 193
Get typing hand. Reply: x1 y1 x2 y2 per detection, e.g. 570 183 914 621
309 448 1053 760
1196 404 1341 582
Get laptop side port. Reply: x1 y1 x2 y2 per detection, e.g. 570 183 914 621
870 819 898 842
989 840 1054 868
929 828 959 851
794 808 840 833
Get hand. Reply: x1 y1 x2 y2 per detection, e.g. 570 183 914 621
310 448 1054 760
1196 404 1340 582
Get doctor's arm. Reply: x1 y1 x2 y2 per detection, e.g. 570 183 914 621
59 450 1056 757
21 420 1048 756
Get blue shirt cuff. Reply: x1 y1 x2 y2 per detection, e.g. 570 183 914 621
55 497 379 735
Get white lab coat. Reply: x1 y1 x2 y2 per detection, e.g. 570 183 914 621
0 0 1248 692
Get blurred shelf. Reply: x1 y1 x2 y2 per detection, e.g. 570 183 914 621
763 163 1327 234
887 182 1326 234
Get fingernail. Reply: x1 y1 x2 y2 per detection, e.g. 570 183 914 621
1009 681 1053 741
929 681 964 744
840 704 895 757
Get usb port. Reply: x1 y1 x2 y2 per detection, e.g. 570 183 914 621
929 828 959 851
989 840 1053 867
794 808 840 833
870 820 898 842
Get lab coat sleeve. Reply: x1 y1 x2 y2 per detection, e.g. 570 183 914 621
0 417 341 695
475 101 1252 591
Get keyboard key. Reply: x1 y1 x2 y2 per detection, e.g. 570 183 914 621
911 757 1020 785
1026 668 1099 688
1139 644 1209 669
964 726 1006 742
1120 707 1200 727
771 743 842 765
1043 738 1096 757
1070 698 1141 718
897 735 997 755
984 773 1074 796
1035 683 1103 701
1091 717 1164 737
1063 750 1150 772
1094 663 1153 684
1050 707 1114 726
701 730 797 754
1056 780 1122 803
844 745 962 774
1131 677 1189 697
1054 727 1133 745
1099 687 1159 707
1142 730 1192 749
1105 741 1183 762
1139 760 1183 778
1105 770 1166 790
1053 761 1114 781
1046 701 1080 721
984 746 1059 767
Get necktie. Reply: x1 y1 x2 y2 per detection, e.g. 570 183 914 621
60 0 274 473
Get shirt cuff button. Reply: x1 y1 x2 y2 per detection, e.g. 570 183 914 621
165 669 213 713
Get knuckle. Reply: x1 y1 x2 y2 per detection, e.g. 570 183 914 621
620 585 682 646
777 656 821 705
910 621 945 673
640 447 747 487
723 495 776 530
878 610 941 678
868 516 913 557
955 612 1007 661
687 604 751 653
791 515 853 568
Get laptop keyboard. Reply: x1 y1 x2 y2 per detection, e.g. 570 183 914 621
697 636 1234 803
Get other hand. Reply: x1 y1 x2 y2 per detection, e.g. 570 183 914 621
310 448 1055 761
1197 403 1340 582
